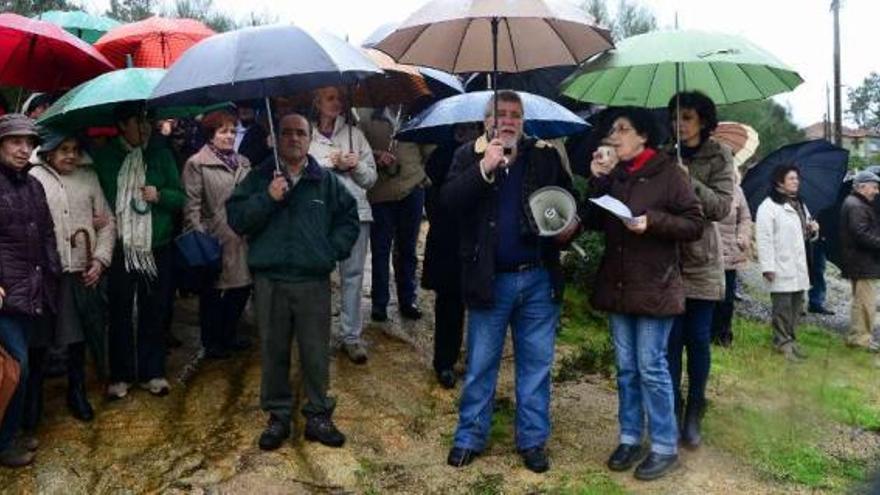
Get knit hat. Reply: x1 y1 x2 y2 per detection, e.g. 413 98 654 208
853 170 880 185
0 114 39 141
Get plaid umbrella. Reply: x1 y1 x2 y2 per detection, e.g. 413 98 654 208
94 16 215 68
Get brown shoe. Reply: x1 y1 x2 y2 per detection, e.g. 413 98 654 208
0 445 35 467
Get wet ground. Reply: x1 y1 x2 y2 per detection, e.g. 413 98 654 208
0 228 859 494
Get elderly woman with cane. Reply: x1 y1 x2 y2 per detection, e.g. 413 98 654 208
26 128 115 432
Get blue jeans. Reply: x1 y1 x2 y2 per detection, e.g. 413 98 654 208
370 187 425 310
453 268 559 451
609 314 678 455
0 315 33 451
668 299 715 410
808 241 827 308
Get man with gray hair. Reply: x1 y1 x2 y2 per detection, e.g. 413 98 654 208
441 90 579 473
839 170 880 351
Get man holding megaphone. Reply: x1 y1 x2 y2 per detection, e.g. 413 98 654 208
441 90 578 474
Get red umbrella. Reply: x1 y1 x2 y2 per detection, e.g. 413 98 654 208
94 16 215 69
0 13 115 92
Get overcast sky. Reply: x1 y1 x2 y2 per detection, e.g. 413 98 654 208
81 0 877 128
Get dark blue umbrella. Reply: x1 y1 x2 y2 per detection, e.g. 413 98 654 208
742 139 849 218
464 66 576 101
396 90 588 144
150 24 381 106
419 67 464 98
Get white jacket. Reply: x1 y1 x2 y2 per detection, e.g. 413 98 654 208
755 197 811 293
309 115 377 222
30 162 116 272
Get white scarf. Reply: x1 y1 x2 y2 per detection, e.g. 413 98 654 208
115 138 156 278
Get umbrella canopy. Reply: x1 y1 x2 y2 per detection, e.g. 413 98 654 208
711 121 760 168
39 68 171 129
353 48 432 107
150 24 382 107
420 67 464 98
373 0 612 74
741 139 849 218
561 29 804 108
94 16 215 68
33 10 121 44
0 13 115 92
465 65 576 100
396 90 588 143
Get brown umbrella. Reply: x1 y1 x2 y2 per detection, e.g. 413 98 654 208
373 0 612 74
711 121 760 168
373 0 612 132
352 48 432 108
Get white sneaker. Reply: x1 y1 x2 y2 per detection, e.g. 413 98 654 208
139 378 170 396
106 382 130 400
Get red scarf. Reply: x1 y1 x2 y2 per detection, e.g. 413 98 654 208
626 148 656 174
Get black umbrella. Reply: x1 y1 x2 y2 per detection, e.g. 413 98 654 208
150 24 381 171
742 139 849 218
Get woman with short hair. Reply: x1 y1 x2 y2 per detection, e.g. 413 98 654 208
586 106 704 480
182 109 253 359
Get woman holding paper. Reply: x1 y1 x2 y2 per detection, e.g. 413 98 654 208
584 107 704 481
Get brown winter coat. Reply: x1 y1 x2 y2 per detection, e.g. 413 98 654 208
357 109 432 204
182 145 252 289
665 139 735 301
717 185 752 270
587 151 705 317
839 191 880 280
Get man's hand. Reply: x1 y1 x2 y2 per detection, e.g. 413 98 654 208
808 220 820 234
375 150 397 168
625 215 648 234
141 185 160 204
480 138 507 174
763 271 775 283
268 173 289 201
82 260 105 287
555 218 581 245
0 286 5 309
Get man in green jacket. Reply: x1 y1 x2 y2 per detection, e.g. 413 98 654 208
91 104 184 400
227 112 359 451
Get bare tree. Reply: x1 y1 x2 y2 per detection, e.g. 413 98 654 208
106 0 155 23
580 0 657 41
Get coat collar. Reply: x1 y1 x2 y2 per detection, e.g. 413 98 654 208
260 154 325 181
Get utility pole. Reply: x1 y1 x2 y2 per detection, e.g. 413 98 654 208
825 83 832 140
831 0 843 146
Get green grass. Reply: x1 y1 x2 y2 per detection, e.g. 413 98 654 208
488 397 515 445
556 289 616 380
548 468 630 495
704 317 880 489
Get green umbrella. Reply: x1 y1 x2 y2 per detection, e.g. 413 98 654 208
561 30 803 108
33 10 121 44
38 68 221 129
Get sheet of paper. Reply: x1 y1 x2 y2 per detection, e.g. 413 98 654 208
589 195 637 225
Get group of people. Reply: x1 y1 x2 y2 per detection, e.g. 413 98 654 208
0 83 875 483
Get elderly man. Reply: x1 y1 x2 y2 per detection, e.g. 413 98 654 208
0 114 60 467
839 170 880 351
441 91 579 473
226 112 359 451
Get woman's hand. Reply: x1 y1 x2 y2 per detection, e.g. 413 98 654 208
375 150 397 168
0 286 5 309
141 185 160 204
625 215 648 234
82 260 105 287
340 152 358 171
93 210 110 229
590 146 617 177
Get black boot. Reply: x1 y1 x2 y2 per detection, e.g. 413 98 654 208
21 348 46 431
304 414 346 447
681 400 704 449
67 344 94 422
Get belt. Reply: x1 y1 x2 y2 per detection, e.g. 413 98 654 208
496 261 543 273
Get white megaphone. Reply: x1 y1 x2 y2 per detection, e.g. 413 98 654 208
528 186 577 237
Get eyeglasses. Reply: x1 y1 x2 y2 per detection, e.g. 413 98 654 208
608 125 634 136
